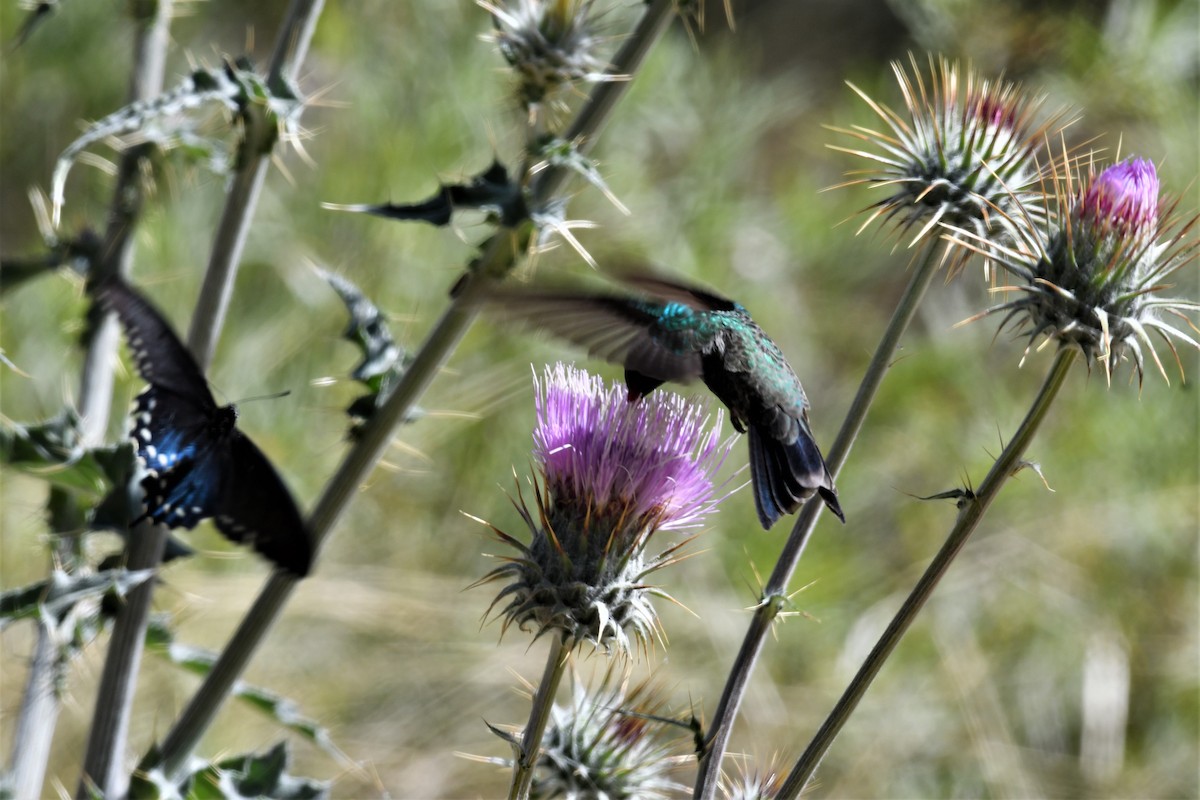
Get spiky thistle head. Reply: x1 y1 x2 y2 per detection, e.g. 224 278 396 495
955 155 1199 384
527 669 688 799
483 0 613 113
718 756 786 800
477 363 731 653
829 53 1063 271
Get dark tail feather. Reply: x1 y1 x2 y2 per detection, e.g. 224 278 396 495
747 425 844 529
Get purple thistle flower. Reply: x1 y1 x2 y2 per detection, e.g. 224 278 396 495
533 363 727 533
476 363 731 652
1079 157 1159 241
954 154 1199 383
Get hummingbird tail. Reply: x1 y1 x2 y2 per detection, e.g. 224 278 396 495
747 425 844 529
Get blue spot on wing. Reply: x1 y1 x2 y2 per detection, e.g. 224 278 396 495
140 451 223 529
132 388 206 473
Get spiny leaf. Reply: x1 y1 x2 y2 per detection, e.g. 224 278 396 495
0 228 101 294
0 410 135 499
148 627 342 757
0 568 154 650
50 57 305 226
325 158 528 228
191 743 327 800
320 270 403 383
318 269 423 437
132 742 327 800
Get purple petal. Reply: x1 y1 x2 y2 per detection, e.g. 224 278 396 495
533 363 730 531
1080 158 1159 238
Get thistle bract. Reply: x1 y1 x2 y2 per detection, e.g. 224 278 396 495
484 0 613 110
958 156 1199 383
530 671 686 799
830 54 1060 268
719 760 785 800
479 363 730 652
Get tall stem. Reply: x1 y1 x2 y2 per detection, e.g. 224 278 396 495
188 0 325 366
76 2 325 796
509 636 571 800
69 2 174 796
695 241 945 798
778 346 1078 798
148 0 678 780
8 500 84 800
155 245 506 780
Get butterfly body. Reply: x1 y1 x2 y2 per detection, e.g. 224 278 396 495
494 274 843 529
95 279 313 576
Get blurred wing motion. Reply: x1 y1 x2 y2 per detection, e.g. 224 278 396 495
487 271 844 529
484 278 726 391
94 278 313 576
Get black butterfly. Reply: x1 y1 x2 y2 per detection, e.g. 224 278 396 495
95 278 313 577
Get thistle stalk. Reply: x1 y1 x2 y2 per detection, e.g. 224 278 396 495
693 239 944 798
484 364 728 797
65 2 174 796
148 0 678 780
77 1 326 795
696 56 1061 796
510 635 572 800
777 346 1078 798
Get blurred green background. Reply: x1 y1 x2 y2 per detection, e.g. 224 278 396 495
1 0 1197 797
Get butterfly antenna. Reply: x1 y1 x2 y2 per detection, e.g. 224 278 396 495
236 389 293 404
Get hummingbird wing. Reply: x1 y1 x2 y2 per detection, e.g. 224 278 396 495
614 272 741 312
487 291 712 384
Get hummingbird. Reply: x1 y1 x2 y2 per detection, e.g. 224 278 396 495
490 273 844 529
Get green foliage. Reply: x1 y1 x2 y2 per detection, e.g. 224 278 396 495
0 409 136 501
131 742 327 800
0 568 153 658
319 269 423 437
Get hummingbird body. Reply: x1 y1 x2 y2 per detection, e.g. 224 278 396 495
494 275 844 528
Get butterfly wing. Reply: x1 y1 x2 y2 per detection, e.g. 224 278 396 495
94 278 215 400
97 278 312 577
97 278 226 516
212 433 313 577
138 425 225 530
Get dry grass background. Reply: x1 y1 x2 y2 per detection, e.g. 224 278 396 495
1 0 1197 796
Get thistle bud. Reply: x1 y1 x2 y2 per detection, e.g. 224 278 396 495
961 156 1198 383
829 54 1063 271
485 0 613 112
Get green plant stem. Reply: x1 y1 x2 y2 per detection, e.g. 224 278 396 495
695 241 945 799
70 3 174 797
148 0 678 781
9 627 63 800
154 236 511 781
77 2 326 795
509 635 571 800
777 346 1078 798
9 503 84 800
188 0 325 367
